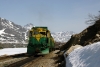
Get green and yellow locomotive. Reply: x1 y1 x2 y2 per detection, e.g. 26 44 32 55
27 26 55 55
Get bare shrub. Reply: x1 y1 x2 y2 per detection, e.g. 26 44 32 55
86 11 100 25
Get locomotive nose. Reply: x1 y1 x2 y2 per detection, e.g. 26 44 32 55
35 34 41 41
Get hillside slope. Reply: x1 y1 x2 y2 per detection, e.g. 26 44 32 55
61 19 100 51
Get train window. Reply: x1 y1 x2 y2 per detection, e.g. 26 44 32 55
30 31 32 36
40 32 46 35
33 31 39 35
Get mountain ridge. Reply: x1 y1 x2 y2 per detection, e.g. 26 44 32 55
0 17 75 44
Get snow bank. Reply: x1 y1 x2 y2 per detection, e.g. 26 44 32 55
65 45 82 55
65 42 100 67
0 48 27 56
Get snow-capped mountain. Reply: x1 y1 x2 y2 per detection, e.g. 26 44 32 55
0 17 27 43
51 31 75 43
0 17 75 44
24 23 34 30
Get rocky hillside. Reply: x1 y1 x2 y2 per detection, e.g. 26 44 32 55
61 19 100 50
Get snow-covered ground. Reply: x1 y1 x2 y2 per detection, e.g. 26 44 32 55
65 42 100 67
0 48 27 56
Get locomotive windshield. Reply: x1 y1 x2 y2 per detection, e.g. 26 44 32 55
33 31 39 35
29 31 39 37
40 32 46 35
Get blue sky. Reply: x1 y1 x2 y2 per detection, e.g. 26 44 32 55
0 0 100 33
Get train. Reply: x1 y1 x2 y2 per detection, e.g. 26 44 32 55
27 26 55 55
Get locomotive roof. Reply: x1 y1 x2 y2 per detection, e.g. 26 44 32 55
32 27 48 30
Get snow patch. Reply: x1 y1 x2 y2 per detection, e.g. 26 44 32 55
0 48 27 56
65 42 100 67
0 29 5 35
10 34 15 36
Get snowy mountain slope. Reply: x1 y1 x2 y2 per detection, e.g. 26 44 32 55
51 31 75 43
0 17 27 43
24 23 34 30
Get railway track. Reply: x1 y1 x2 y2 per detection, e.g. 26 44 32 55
0 53 29 67
0 53 26 61
21 56 43 67
0 50 61 67
0 53 42 67
6 56 39 67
